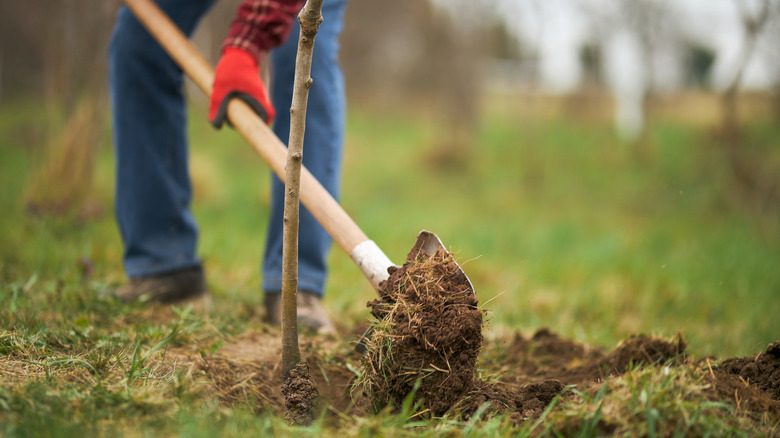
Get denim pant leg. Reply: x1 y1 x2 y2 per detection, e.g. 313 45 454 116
262 0 349 297
109 0 217 278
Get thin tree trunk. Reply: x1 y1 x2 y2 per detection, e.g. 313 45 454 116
722 0 772 135
281 0 325 377
721 34 757 136
719 0 775 201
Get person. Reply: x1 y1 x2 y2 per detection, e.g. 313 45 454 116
107 0 348 334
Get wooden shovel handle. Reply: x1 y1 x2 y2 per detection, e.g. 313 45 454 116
122 0 369 258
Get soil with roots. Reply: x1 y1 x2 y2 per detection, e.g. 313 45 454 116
362 242 486 417
148 246 780 426
282 361 318 425
157 324 780 426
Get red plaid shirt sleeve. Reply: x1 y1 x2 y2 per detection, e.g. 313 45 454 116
222 0 307 60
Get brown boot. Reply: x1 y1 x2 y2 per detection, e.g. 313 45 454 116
265 291 336 335
109 266 206 304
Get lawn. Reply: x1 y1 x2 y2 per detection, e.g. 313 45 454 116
0 95 778 436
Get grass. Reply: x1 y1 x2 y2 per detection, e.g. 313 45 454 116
0 94 779 436
541 365 778 437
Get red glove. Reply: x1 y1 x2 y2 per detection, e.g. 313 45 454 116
209 47 276 128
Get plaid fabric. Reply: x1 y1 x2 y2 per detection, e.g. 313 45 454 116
222 0 306 60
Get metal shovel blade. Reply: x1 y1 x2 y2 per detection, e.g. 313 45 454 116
412 230 474 294
354 230 474 354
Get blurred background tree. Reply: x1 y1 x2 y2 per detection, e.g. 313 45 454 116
718 0 780 210
341 0 502 167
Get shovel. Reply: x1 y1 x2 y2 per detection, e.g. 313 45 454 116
122 0 473 314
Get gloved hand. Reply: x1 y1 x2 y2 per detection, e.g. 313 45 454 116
209 47 275 128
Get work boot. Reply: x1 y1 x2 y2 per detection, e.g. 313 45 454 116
265 291 336 335
109 265 206 304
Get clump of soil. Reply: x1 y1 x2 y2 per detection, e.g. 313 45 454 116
704 371 780 419
450 379 565 422
282 361 319 426
605 333 688 374
363 244 483 416
717 341 780 401
497 328 687 386
360 243 566 419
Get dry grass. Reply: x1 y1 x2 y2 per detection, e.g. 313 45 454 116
24 97 104 218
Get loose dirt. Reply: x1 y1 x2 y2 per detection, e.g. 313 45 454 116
165 330 355 415
718 341 780 400
492 328 687 386
362 243 483 416
282 361 318 425
151 245 778 426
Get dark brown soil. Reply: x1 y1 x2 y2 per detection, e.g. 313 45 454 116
363 243 483 416
704 371 780 418
450 379 565 422
717 341 780 400
494 328 687 386
606 333 688 373
282 361 318 425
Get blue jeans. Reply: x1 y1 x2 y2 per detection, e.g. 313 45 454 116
108 0 347 298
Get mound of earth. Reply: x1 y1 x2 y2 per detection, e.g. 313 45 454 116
451 379 565 422
717 341 780 400
362 243 484 416
494 328 687 386
282 362 318 425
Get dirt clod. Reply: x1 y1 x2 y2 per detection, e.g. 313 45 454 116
282 361 319 426
499 329 687 386
449 379 565 422
704 371 780 419
718 341 780 401
605 333 688 374
363 244 483 416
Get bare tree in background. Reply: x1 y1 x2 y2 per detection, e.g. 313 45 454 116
424 2 490 166
0 1 119 106
579 41 605 90
342 0 501 167
342 1 435 104
773 21 780 122
718 0 780 211
722 0 779 134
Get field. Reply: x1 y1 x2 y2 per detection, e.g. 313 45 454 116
1 94 779 436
